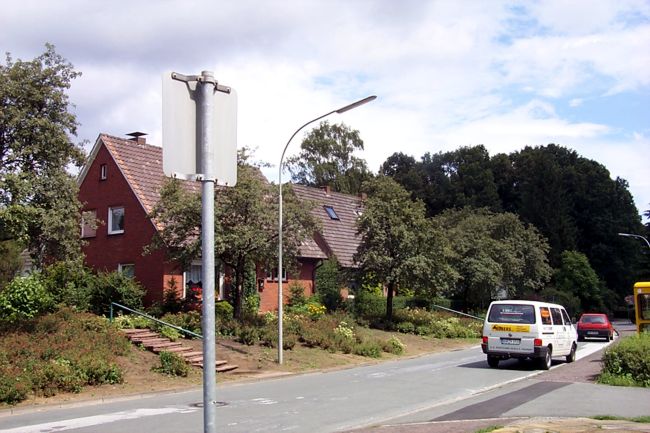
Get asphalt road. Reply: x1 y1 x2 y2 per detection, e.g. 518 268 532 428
1 324 646 433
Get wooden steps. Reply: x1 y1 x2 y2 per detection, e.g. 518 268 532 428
121 328 238 373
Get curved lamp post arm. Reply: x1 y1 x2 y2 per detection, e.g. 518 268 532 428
277 95 376 364
618 232 650 249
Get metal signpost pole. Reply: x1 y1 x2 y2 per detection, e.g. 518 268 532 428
164 69 236 433
198 70 217 433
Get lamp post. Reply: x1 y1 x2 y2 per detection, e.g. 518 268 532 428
618 232 650 249
277 95 376 364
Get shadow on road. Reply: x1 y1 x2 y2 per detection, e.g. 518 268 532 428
458 358 562 371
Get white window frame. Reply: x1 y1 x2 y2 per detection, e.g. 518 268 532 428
266 267 287 282
182 261 225 300
100 164 107 180
108 206 125 235
118 263 135 278
81 209 97 238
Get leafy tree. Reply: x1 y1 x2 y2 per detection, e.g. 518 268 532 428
553 250 605 313
382 146 501 216
433 208 552 311
149 152 317 319
286 121 372 194
315 257 342 312
0 240 24 289
379 152 433 209
354 176 456 321
0 44 86 266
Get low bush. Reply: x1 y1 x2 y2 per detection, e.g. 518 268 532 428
41 261 95 311
237 326 260 345
353 340 383 358
154 351 189 377
113 314 152 330
0 308 128 405
0 274 53 325
87 271 146 316
216 301 234 320
383 336 406 355
158 326 182 341
599 333 650 387
389 307 481 339
160 311 203 337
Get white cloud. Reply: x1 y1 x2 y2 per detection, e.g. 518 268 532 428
1 0 649 217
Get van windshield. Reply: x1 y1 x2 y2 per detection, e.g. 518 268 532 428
488 304 536 324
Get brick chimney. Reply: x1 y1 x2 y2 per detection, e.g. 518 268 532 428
126 131 147 144
321 185 331 195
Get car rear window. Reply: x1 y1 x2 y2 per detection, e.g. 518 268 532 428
488 304 536 324
581 315 606 324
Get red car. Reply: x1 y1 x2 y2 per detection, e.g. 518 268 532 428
577 313 614 341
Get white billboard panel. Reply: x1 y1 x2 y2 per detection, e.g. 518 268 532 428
162 72 237 186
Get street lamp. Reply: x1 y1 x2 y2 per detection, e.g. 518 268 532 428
618 232 650 249
277 95 376 364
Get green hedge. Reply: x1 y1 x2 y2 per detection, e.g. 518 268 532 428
600 333 650 387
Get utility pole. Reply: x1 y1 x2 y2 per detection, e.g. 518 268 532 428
163 70 237 433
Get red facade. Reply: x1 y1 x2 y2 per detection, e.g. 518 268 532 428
77 134 345 312
78 140 182 306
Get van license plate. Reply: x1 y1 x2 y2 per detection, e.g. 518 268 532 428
501 338 520 345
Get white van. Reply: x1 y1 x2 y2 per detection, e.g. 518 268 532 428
481 300 578 370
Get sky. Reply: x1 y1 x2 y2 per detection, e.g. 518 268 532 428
2 0 649 220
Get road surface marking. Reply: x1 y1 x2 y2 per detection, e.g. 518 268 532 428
0 406 197 433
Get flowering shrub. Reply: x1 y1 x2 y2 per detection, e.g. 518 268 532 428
334 321 355 341
307 303 327 319
383 336 405 355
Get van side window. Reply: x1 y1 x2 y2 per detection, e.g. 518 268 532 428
540 307 552 325
550 308 564 325
561 309 572 324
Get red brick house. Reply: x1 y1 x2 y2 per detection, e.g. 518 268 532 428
78 133 364 311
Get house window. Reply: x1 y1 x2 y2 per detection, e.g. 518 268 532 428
118 263 135 278
100 164 107 180
324 205 339 220
183 261 224 300
266 267 287 282
108 207 125 234
81 210 97 238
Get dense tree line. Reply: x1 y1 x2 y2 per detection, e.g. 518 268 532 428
379 145 645 305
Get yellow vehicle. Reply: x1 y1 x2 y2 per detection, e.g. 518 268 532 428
633 282 650 333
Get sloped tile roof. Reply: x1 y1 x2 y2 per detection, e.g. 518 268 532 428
94 134 326 260
99 134 200 230
290 184 364 268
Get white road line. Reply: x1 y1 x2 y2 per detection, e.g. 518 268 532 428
576 340 614 361
0 406 198 433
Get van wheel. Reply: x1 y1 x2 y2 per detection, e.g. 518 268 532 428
539 348 552 370
565 343 576 363
487 356 499 368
